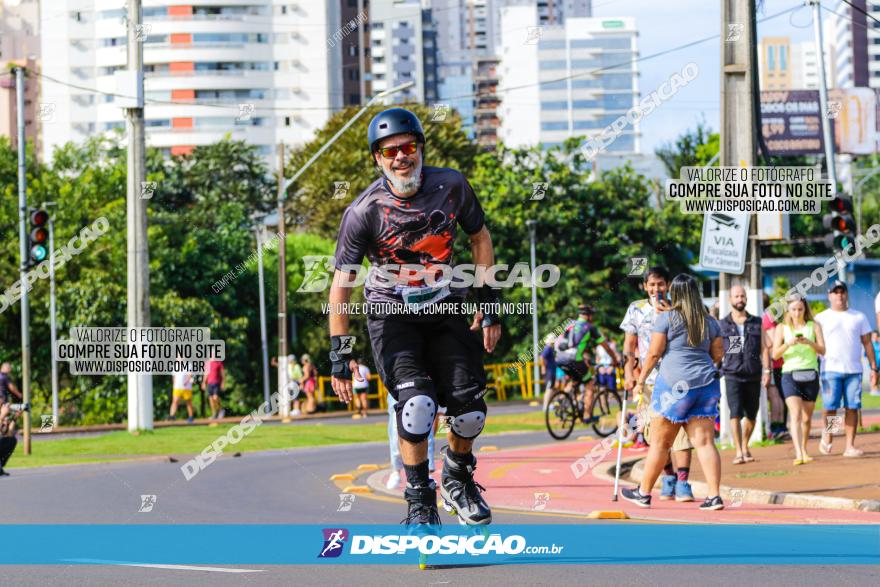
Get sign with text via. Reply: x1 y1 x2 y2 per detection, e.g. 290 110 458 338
699 212 750 274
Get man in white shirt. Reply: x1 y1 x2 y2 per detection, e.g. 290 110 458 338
815 281 877 457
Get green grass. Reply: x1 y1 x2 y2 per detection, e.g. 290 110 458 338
734 469 793 479
13 410 549 469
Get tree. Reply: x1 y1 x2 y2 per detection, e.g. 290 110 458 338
470 138 701 360
284 103 478 237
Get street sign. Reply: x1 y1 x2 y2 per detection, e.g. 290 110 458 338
699 212 750 274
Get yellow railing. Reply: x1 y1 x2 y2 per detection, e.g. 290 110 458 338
316 361 539 410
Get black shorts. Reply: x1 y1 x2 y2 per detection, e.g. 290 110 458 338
558 361 592 383
367 310 486 411
206 384 221 398
781 371 820 402
725 378 760 420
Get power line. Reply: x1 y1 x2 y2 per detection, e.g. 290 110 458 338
839 0 880 26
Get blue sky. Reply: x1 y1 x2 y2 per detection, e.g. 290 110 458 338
593 0 817 154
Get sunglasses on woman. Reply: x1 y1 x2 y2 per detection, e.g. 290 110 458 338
377 141 419 159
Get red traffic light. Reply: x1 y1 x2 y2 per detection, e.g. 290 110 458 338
30 209 49 226
829 196 854 214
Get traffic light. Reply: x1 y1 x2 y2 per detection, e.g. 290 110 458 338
29 209 49 265
823 195 855 252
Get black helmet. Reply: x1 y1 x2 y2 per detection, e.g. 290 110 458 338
578 303 595 315
367 107 425 153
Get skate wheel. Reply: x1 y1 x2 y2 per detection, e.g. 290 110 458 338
419 553 428 570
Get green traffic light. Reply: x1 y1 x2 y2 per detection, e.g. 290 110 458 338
30 244 48 263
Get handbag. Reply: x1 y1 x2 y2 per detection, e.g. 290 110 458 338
791 369 817 383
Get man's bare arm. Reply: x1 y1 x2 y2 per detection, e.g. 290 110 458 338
468 225 501 353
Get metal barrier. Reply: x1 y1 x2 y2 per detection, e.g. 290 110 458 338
316 362 538 410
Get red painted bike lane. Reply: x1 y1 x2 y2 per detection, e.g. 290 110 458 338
454 438 880 525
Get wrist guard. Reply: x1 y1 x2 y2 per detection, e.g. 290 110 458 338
475 285 501 328
329 335 355 379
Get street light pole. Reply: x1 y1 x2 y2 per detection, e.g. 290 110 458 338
525 220 540 403
44 202 59 428
15 66 32 454
254 224 271 407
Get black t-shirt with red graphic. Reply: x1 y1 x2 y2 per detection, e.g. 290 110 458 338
334 166 485 303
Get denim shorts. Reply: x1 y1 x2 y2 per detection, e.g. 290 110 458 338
650 375 720 424
821 371 862 410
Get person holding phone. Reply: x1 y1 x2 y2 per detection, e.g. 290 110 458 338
772 294 825 465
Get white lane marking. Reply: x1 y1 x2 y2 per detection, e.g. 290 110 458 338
63 559 264 573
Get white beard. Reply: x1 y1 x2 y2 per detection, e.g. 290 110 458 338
383 159 423 196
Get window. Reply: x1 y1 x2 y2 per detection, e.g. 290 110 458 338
768 46 776 70
572 99 600 109
602 73 632 90
539 40 566 49
541 121 568 130
779 45 787 71
570 37 630 50
571 59 600 69
541 80 566 90
540 60 566 70
541 101 568 110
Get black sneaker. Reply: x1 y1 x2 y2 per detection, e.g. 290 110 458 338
700 495 724 511
439 450 492 525
0 468 8 477
621 487 651 508
401 480 441 529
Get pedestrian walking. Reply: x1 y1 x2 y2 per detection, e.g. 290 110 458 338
168 363 195 423
351 358 370 419
772 294 825 465
719 285 771 465
620 266 695 500
762 293 789 440
622 273 725 511
815 281 876 457
202 359 225 419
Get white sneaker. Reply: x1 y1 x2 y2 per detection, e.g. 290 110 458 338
870 389 880 397
291 409 301 416
385 470 401 490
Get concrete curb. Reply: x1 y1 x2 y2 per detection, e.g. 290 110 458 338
625 458 880 512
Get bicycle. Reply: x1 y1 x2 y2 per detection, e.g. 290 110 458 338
544 380 622 440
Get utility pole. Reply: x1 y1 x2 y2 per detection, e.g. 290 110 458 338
525 220 540 403
277 144 290 421
125 0 152 431
807 0 843 280
15 67 32 455
254 224 271 407
44 202 59 428
720 0 760 444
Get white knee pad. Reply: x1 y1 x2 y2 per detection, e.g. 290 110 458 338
399 394 437 440
450 411 485 439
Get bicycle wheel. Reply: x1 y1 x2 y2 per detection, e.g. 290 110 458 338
590 388 622 438
545 391 577 440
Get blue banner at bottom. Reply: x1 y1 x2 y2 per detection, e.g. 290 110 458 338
3 525 878 565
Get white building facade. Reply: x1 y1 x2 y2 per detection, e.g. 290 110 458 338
498 4 639 152
40 0 343 164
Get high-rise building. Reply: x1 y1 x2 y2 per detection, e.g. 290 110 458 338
498 4 639 152
759 37 792 91
368 0 438 105
39 1 343 165
340 0 371 107
823 0 878 89
0 0 40 153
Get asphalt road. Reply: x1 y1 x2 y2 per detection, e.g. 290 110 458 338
1 430 877 586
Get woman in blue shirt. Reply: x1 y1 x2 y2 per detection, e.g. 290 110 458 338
623 274 725 511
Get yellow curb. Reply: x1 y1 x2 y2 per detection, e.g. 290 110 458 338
357 464 380 471
587 511 629 519
342 485 373 494
330 473 355 481
281 418 292 424
528 401 539 407
576 435 595 441
479 446 498 452
208 423 218 427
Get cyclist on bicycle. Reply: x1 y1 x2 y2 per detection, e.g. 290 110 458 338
554 304 619 422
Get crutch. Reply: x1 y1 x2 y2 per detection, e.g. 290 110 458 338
611 386 630 501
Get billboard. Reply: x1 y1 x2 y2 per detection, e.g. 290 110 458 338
760 89 880 156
